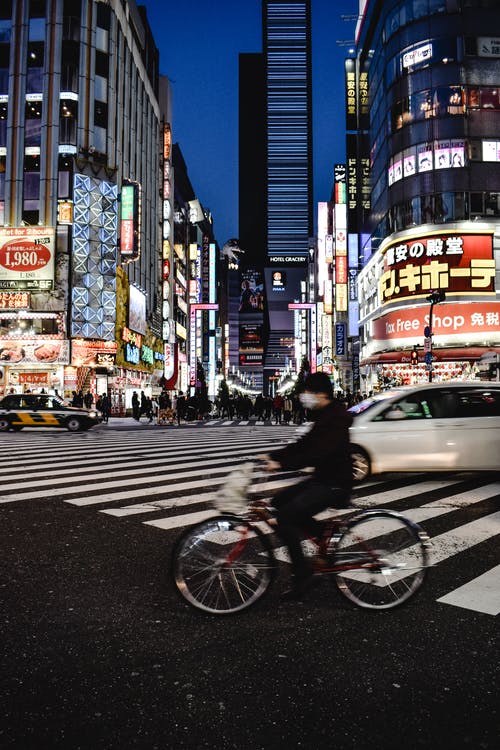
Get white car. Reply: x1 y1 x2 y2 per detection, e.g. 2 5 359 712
348 382 500 482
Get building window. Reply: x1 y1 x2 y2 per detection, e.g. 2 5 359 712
0 42 8 95
62 0 81 41
25 99 43 146
95 50 109 78
58 155 73 198
0 102 6 147
95 74 107 102
485 193 500 216
29 17 45 42
27 42 44 94
94 101 107 129
59 98 77 144
29 0 46 17
23 155 40 217
61 40 79 92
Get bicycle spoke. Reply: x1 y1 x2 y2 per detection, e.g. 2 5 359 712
334 512 428 609
172 516 275 614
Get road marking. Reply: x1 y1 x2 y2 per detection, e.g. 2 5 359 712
102 476 301 517
145 509 218 530
437 565 500 616
356 479 464 506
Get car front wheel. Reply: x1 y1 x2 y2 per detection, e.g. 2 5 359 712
351 446 370 483
0 417 11 431
66 417 82 432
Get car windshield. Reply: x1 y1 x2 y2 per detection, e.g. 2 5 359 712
348 389 406 416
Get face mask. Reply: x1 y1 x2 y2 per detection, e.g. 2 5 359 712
299 392 321 410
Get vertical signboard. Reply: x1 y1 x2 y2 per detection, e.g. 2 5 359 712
120 181 141 259
345 58 357 131
335 322 347 357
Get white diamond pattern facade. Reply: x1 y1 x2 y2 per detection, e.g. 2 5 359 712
71 174 118 340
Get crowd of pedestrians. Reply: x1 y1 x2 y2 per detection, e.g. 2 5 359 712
72 386 370 426
130 387 371 425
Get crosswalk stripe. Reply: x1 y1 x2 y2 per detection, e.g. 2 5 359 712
101 475 300 517
145 509 217 530
426 510 500 564
0 442 286 489
355 479 463 505
437 565 500 616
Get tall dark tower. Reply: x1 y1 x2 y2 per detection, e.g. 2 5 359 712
237 0 313 393
264 0 313 258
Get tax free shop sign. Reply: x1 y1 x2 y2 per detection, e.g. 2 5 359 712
372 301 500 342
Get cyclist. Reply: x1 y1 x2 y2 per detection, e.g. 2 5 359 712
260 372 353 600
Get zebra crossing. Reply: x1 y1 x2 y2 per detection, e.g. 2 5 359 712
1 425 500 616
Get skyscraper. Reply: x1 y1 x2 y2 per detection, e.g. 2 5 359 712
237 0 313 391
264 0 313 258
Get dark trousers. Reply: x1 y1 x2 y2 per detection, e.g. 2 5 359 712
274 478 351 582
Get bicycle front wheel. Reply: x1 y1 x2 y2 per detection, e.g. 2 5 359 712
172 515 275 614
334 511 429 610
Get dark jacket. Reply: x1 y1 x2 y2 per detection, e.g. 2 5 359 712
270 399 353 490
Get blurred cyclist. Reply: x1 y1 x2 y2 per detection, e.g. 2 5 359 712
260 372 353 600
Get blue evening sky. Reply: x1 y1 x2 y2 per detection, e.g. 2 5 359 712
141 0 359 246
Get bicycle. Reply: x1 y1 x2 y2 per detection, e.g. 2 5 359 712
171 462 430 615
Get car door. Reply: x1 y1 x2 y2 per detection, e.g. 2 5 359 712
359 390 442 472
431 386 500 470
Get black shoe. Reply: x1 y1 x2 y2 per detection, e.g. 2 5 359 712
280 575 320 602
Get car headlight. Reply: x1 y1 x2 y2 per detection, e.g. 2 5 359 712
89 410 98 418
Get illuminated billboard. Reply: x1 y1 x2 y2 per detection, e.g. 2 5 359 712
0 227 55 290
128 284 147 335
380 232 495 305
120 181 141 259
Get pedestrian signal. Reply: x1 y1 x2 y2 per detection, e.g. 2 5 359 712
411 349 419 366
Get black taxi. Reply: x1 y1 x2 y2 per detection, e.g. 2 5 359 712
0 393 101 432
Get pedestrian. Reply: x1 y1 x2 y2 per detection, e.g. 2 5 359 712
145 396 154 423
131 391 140 421
176 391 186 424
140 390 147 419
100 392 111 423
273 393 284 424
158 390 171 425
283 395 293 424
84 391 93 409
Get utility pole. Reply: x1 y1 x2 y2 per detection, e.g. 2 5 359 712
424 291 446 383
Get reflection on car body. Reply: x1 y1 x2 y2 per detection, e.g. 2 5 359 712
348 382 500 481
0 393 101 432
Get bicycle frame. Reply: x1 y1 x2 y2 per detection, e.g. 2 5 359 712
232 504 430 577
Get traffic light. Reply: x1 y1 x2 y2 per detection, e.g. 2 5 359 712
426 290 446 305
411 349 419 366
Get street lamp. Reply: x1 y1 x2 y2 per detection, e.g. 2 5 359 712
424 290 446 383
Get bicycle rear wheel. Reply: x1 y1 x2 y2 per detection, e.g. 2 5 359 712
172 515 275 614
334 510 429 610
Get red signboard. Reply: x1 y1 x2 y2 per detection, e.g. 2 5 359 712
380 232 495 305
372 301 500 340
0 292 30 309
335 255 347 284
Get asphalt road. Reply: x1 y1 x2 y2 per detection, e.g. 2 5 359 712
1 425 499 749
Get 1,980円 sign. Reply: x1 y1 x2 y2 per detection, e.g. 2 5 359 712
0 227 55 290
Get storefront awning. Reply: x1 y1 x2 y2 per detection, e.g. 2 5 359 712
362 347 500 366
